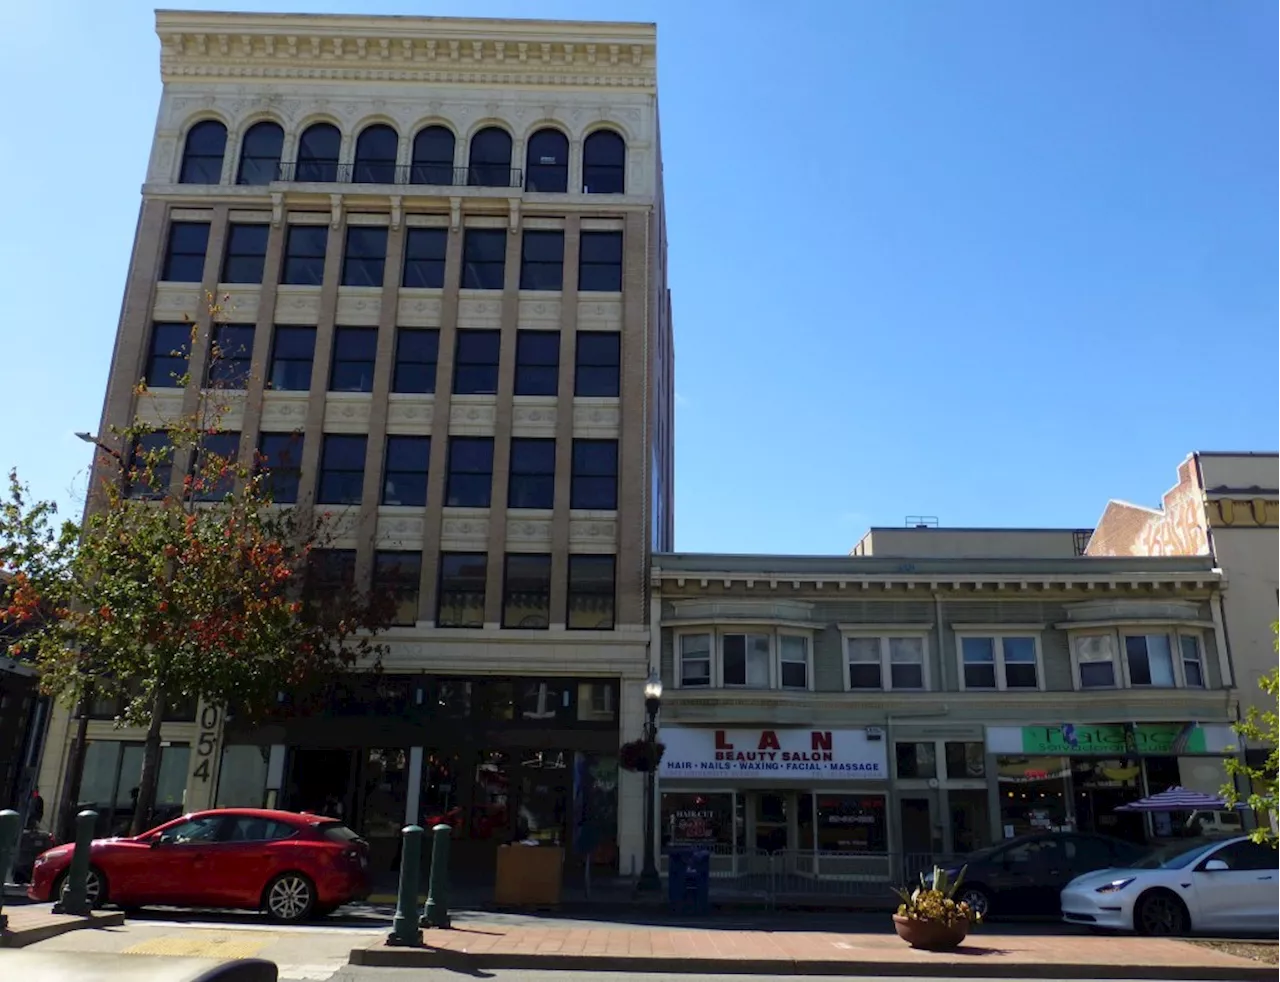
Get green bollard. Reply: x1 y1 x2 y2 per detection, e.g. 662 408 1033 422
387 825 423 947
55 810 97 916
0 809 20 930
421 822 452 929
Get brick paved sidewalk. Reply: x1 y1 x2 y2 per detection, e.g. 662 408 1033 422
349 922 1274 979
1 906 124 948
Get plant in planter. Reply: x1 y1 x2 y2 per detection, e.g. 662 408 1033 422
618 738 665 772
892 865 980 951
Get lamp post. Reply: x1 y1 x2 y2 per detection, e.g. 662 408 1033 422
637 669 663 891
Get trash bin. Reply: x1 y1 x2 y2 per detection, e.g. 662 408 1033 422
666 846 689 909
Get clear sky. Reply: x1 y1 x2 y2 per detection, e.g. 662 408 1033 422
1 1 1275 555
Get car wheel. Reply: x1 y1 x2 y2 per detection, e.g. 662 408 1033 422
958 885 991 920
1135 890 1189 937
263 872 315 923
55 866 108 910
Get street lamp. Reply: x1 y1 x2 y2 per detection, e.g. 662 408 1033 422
637 669 663 891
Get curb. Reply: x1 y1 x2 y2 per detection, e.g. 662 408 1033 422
0 910 125 949
346 946 1276 980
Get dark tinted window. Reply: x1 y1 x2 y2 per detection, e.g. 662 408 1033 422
503 554 552 629
1208 840 1280 871
237 121 284 185
319 822 364 844
207 325 254 388
222 224 270 284
453 330 500 395
296 123 340 182
411 126 455 185
127 432 174 498
574 332 620 397
330 327 377 392
145 323 192 387
525 129 568 192
468 127 513 187
515 331 559 396
446 437 493 508
571 439 618 510
180 120 227 184
579 231 623 292
582 130 625 194
393 328 438 393
257 432 303 504
373 551 422 626
438 553 487 628
568 555 615 630
224 816 296 842
461 229 506 290
317 434 367 504
342 226 388 287
269 326 315 390
402 227 447 289
519 230 564 291
305 550 356 612
162 222 210 282
1067 836 1114 871
508 438 555 509
383 435 430 507
194 431 239 501
354 124 398 184
282 226 328 285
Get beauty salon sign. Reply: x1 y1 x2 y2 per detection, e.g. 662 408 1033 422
658 727 887 780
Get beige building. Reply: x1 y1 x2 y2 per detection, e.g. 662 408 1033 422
39 10 674 879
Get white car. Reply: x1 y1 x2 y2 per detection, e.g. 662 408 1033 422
1061 835 1278 936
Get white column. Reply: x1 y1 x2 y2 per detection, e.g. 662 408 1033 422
616 676 646 876
406 747 424 825
264 744 286 809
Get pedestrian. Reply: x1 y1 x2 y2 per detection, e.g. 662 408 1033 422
28 788 45 829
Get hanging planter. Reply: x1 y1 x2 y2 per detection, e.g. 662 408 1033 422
619 739 665 773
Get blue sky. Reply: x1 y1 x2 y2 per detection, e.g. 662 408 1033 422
0 1 1274 554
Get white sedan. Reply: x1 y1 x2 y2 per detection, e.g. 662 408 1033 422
1061 835 1278 936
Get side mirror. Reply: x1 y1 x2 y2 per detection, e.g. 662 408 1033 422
1202 859 1229 872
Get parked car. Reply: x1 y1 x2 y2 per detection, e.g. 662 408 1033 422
1062 835 1279 936
935 832 1149 919
1185 810 1244 837
11 829 57 884
26 808 369 922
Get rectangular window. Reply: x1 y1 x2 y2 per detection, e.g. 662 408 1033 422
889 637 926 690
1073 634 1118 689
960 636 1040 690
945 741 986 779
679 633 711 687
342 226 388 287
437 552 487 628
723 633 770 687
1180 634 1205 688
961 637 996 689
575 332 620 397
1125 633 1176 687
373 551 422 626
519 230 564 291
461 228 507 290
895 742 937 779
453 329 500 395
846 636 927 691
194 431 239 501
1002 637 1038 688
515 331 559 396
445 437 494 508
305 549 356 614
578 230 623 292
571 439 618 510
330 327 378 392
126 432 174 498
207 325 254 388
145 323 192 388
317 433 366 504
846 638 882 689
162 222 210 282
567 554 615 630
257 432 303 504
392 328 438 394
402 227 447 289
222 224 270 284
382 435 429 507
502 554 552 629
281 225 328 285
780 635 809 689
269 326 315 391
508 438 555 509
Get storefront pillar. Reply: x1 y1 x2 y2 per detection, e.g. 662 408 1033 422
616 677 646 876
264 745 286 809
405 747 423 825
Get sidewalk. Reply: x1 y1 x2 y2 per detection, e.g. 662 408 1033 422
1 906 125 948
349 922 1275 980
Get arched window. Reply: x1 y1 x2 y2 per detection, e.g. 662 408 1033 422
236 121 284 185
295 123 341 183
468 127 513 188
179 120 227 184
583 130 626 194
525 129 568 193
411 126 455 185
354 124 398 184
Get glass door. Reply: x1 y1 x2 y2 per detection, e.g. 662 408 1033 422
754 791 790 852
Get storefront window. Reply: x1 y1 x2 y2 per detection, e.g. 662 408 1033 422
814 794 887 853
572 753 618 867
517 680 573 722
475 682 515 721
216 745 269 807
896 742 937 779
359 748 408 840
420 750 462 832
78 740 190 836
434 679 471 717
949 788 989 853
661 791 735 850
517 749 569 844
576 682 617 722
997 755 1072 837
472 751 510 839
946 741 985 779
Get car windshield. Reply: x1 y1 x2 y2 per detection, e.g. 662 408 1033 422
1129 839 1219 870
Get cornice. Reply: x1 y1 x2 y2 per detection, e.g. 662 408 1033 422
155 11 657 89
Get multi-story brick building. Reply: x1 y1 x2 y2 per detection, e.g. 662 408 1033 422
38 10 673 877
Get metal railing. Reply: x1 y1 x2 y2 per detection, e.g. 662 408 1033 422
275 161 524 188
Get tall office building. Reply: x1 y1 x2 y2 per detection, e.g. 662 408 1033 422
38 10 673 876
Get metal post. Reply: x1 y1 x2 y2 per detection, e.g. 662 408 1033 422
54 810 97 916
56 690 93 843
387 825 423 946
0 810 21 930
637 704 661 891
421 823 452 929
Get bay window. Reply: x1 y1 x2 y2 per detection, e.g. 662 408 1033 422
957 634 1041 691
1072 634 1118 689
779 634 810 690
678 633 711 687
722 633 770 687
674 627 814 690
844 634 928 691
1124 633 1176 687
1070 627 1208 690
1179 634 1205 687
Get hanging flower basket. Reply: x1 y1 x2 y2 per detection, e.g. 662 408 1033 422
619 739 665 772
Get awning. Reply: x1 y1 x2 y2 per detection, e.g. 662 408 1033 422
1115 786 1235 812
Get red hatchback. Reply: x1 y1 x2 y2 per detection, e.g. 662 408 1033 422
27 808 369 922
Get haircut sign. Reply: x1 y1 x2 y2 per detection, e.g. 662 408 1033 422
658 727 886 780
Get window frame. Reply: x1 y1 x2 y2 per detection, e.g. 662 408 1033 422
392 327 439 394
179 119 227 185
519 229 565 291
461 228 507 290
381 435 430 507
570 439 618 510
436 552 487 629
281 225 328 286
221 224 270 285
145 323 193 389
673 626 814 690
841 632 931 692
329 326 378 393
778 632 814 691
501 553 552 630
268 325 316 391
1178 631 1206 688
452 329 501 395
954 632 1045 692
236 121 284 186
295 123 341 183
1069 631 1121 691
353 124 399 184
507 437 556 510
316 433 367 505
410 126 455 186
582 129 626 194
402 227 447 289
514 330 560 396
574 331 621 397
206 324 255 390
578 230 623 292
524 128 569 193
445 436 494 508
372 550 422 627
566 554 616 631
256 431 303 504
341 226 389 288
161 222 210 283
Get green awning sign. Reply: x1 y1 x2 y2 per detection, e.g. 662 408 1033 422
1020 723 1207 756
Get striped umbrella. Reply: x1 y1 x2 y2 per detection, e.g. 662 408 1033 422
1115 786 1233 812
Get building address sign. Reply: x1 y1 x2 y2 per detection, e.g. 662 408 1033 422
658 727 887 780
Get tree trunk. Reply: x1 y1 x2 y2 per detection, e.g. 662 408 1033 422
128 688 167 836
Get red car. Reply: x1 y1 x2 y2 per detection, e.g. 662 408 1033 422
27 808 369 922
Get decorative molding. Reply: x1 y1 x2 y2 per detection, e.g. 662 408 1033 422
270 191 284 227
449 398 497 434
572 399 619 436
153 285 203 319
456 296 502 328
511 398 558 435
569 517 618 551
440 511 490 548
330 194 344 230
386 395 435 433
335 288 382 325
390 195 403 231
506 514 553 548
396 293 444 326
134 390 186 426
273 286 321 324
323 393 374 431
377 508 426 546
576 297 623 330
450 197 461 231
215 286 261 323
259 391 310 429
517 297 561 328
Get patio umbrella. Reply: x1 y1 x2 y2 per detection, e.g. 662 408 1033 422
1115 786 1234 812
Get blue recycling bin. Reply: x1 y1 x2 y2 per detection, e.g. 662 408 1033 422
667 846 710 914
